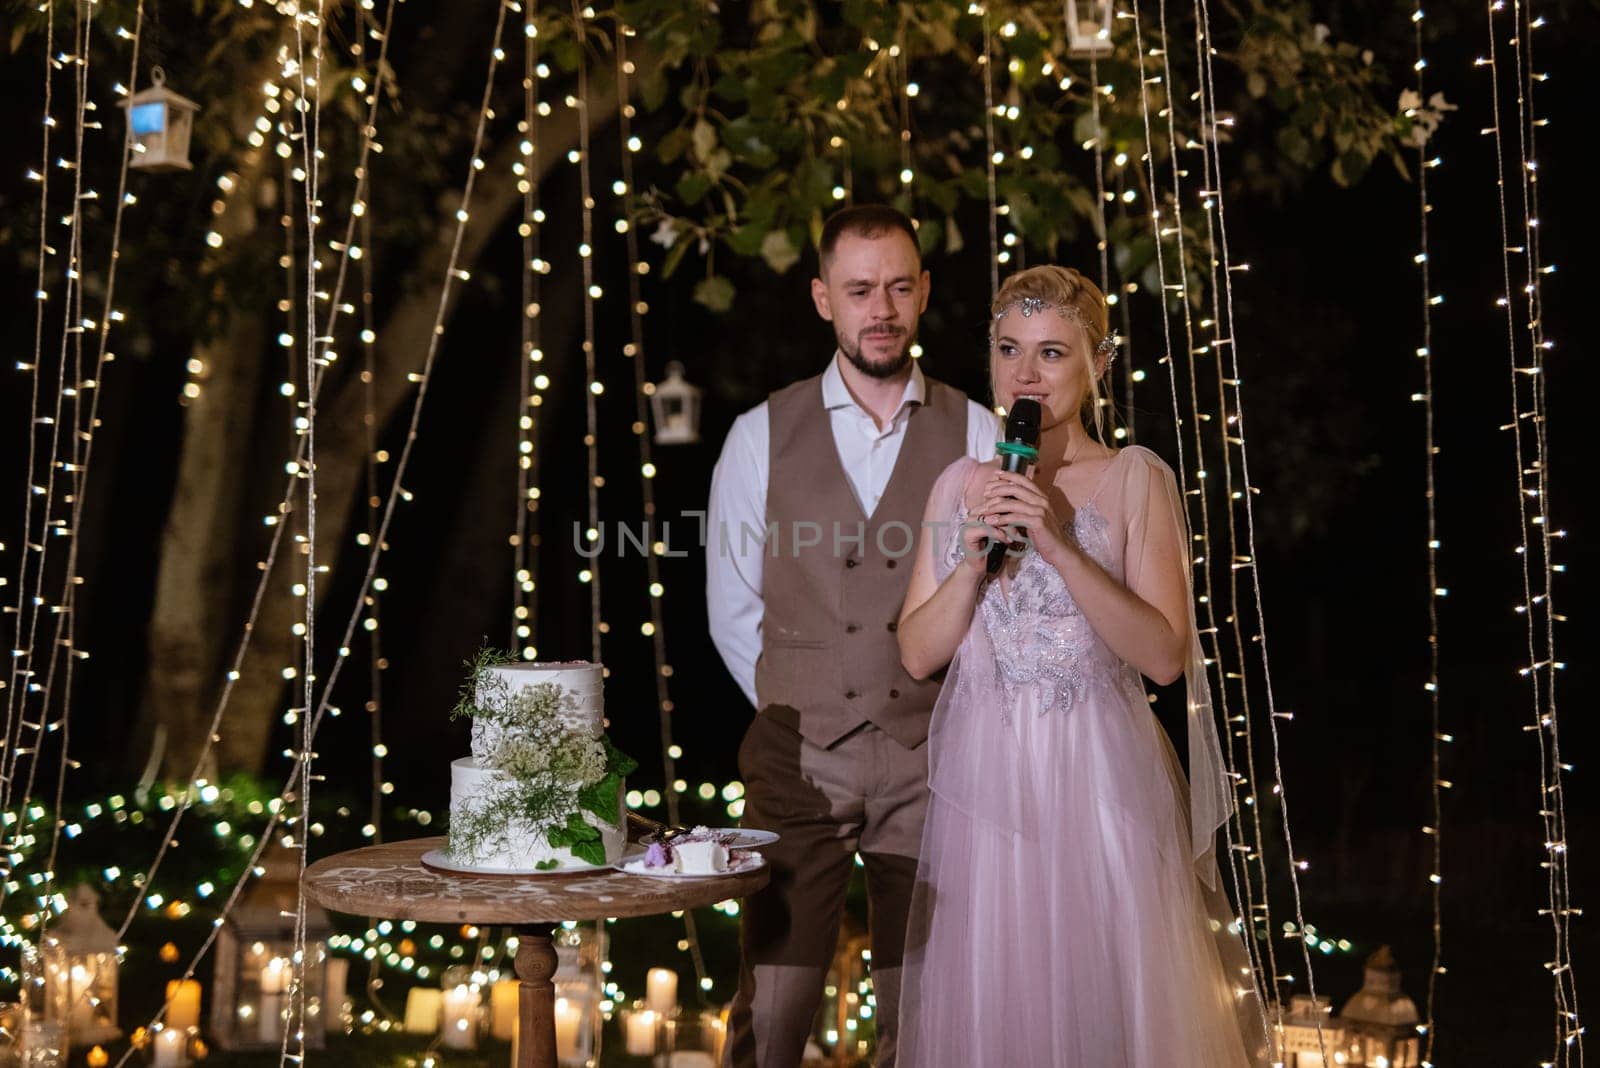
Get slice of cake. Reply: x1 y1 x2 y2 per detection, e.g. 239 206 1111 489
446 652 636 871
638 827 735 875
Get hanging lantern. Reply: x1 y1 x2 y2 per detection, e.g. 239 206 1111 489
119 67 200 172
208 846 332 1052
19 884 123 1051
1065 0 1115 57
649 361 702 445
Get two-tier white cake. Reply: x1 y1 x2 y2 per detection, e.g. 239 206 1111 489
446 660 629 872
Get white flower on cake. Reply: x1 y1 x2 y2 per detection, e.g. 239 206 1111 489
445 652 635 872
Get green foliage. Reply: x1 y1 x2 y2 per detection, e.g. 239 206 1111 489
616 0 1417 309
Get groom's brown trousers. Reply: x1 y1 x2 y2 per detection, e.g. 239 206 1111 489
723 716 928 1068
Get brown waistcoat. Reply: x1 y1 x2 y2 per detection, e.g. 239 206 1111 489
754 373 969 748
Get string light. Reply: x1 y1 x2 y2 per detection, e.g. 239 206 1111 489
896 25 914 210
978 9 1001 295
614 20 709 1002
1124 0 1283 1049
94 8 514 1053
3 0 103 941
1405 6 1448 1060
1084 42 1114 414
512 9 543 660
3 0 59 812
286 0 332 1057
1481 0 1582 1058
569 0 603 664
1191 0 1330 1054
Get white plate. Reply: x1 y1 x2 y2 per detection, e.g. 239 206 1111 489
619 850 766 879
641 828 780 850
421 843 645 877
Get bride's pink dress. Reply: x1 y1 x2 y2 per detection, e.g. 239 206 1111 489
898 448 1270 1067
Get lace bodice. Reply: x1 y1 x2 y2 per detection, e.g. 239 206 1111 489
942 494 1137 717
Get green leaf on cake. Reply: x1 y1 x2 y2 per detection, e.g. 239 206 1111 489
605 735 639 778
546 811 607 865
568 837 609 866
578 773 622 825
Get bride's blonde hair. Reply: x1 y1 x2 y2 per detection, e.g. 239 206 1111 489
989 265 1115 442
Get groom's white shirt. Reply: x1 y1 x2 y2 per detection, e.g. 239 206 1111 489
707 354 1000 706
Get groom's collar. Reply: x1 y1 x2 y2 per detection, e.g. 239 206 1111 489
821 352 926 413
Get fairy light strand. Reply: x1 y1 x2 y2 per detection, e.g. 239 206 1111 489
1122 0 1280 1045
1480 0 1582 1057
35 0 149 942
2 5 89 823
1153 0 1278 1039
1185 30 1287 1051
115 1 514 1049
11 0 97 959
1514 0 1582 1049
2 0 98 923
1406 6 1447 1060
1193 0 1330 1044
119 14 512 1055
3 0 57 771
980 10 999 296
512 11 543 659
287 0 330 1059
614 22 711 1002
566 2 603 663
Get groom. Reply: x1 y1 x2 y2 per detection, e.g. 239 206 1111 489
707 205 998 1067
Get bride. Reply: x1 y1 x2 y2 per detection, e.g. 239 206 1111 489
895 265 1268 1066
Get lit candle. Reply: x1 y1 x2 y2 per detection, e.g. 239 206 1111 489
554 997 581 1061
490 978 519 1042
165 979 202 1032
258 957 289 994
645 967 678 1014
87 1047 110 1068
152 1026 187 1068
625 1008 657 1056
68 964 96 1034
440 982 481 1050
402 988 442 1034
258 957 288 1043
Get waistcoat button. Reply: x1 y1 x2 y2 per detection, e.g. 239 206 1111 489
889 688 900 699
845 624 859 634
845 690 859 700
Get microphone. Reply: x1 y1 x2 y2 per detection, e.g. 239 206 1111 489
987 398 1041 575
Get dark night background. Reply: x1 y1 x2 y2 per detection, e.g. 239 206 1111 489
2 0 1597 1060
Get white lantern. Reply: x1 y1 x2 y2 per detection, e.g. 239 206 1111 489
20 885 123 1049
1065 0 1115 57
119 67 200 172
650 361 702 445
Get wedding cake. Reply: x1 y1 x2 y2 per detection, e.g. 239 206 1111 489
446 656 635 872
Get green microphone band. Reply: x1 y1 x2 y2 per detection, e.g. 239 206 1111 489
994 440 1039 461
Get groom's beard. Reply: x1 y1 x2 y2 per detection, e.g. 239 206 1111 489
839 324 915 379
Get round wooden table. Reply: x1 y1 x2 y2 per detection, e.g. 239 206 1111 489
303 837 769 1068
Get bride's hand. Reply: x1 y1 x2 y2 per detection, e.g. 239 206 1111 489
958 504 1004 573
977 471 1073 565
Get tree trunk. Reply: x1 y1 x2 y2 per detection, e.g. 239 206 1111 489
142 76 621 776
137 147 272 784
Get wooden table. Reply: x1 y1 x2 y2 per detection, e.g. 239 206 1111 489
303 837 769 1068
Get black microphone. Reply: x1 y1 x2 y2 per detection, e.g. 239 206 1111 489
987 398 1042 575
